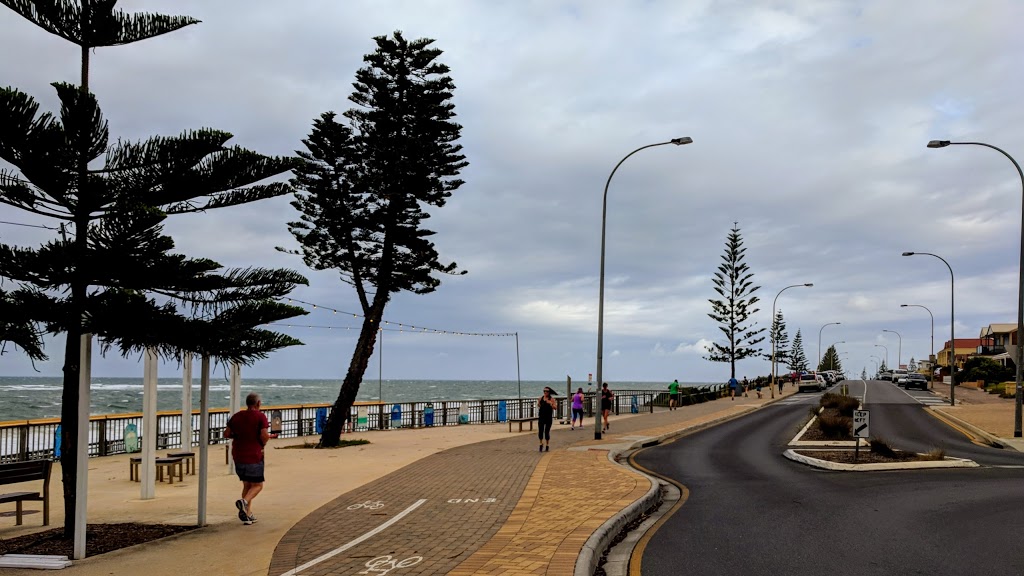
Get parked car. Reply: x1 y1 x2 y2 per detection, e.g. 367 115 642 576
904 373 929 390
798 373 827 393
891 369 908 384
879 371 892 381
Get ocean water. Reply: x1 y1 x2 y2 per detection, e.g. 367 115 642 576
0 377 702 422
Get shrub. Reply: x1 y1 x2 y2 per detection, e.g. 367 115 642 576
820 392 859 416
918 448 946 461
818 412 852 439
869 437 896 458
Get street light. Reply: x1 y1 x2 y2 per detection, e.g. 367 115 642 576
903 251 955 406
927 139 1024 434
870 355 882 379
772 283 813 398
594 137 693 440
874 344 888 369
817 322 841 372
882 329 902 369
901 304 935 389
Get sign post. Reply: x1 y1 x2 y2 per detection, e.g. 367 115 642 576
852 410 870 461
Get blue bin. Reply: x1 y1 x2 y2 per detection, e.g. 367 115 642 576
424 404 435 427
497 401 507 422
390 404 402 427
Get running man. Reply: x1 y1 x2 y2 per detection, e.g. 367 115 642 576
224 392 278 525
668 379 680 411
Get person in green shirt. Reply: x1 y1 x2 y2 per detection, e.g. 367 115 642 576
668 379 680 411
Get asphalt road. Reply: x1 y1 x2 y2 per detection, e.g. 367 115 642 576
633 380 1024 576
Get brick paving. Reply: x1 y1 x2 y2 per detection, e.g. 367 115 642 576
267 389 791 576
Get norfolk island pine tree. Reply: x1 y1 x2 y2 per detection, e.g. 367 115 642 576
283 32 468 448
705 223 765 379
0 0 308 536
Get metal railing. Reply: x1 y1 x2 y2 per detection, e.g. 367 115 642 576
0 387 725 463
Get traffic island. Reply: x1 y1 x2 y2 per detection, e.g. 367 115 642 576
784 448 978 471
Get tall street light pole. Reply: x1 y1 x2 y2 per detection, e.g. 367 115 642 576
903 251 955 406
882 329 902 369
874 344 888 369
927 140 1023 433
901 303 935 389
817 322 841 371
772 283 813 398
594 137 692 440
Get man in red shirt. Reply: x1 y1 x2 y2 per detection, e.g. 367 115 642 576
224 392 278 525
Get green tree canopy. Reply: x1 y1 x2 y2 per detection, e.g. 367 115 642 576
705 223 764 378
286 31 468 447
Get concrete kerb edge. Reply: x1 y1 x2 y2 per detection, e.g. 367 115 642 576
783 449 980 471
927 406 1022 451
573 403 762 576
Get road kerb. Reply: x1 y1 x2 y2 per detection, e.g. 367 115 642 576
783 449 980 471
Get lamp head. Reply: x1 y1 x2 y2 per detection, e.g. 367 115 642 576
671 137 694 146
804 283 814 287
900 304 908 307
927 140 951 149
902 251 914 256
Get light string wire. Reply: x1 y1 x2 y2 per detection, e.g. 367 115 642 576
275 297 516 337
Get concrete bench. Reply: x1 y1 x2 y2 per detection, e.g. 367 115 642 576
508 417 538 433
130 456 185 484
0 460 51 526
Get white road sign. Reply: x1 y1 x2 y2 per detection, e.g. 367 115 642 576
853 410 870 438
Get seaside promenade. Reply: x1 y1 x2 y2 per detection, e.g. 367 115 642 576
1 382 1021 575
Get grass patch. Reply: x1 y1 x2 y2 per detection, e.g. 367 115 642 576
278 439 370 449
918 447 946 461
869 437 896 458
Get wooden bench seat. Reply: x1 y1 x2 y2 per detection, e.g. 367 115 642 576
508 417 538 433
129 456 185 484
0 460 51 526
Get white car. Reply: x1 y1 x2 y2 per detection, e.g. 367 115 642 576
798 373 827 393
891 369 909 385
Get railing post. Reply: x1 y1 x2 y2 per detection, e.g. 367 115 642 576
98 418 107 457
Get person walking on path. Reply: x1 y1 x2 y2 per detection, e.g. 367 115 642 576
538 386 557 451
755 378 763 399
601 383 614 431
668 379 680 411
570 387 585 429
224 392 278 525
742 376 750 398
728 376 738 400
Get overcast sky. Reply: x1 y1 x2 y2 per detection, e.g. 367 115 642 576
2 0 1023 384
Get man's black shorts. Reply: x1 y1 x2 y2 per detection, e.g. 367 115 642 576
670 393 678 402
235 461 265 483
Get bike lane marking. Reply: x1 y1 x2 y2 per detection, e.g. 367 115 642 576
277 498 427 576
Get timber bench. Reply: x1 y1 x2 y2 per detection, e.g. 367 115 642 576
0 460 51 526
508 417 538 433
129 456 185 484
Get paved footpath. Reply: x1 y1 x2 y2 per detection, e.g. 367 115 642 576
268 388 795 576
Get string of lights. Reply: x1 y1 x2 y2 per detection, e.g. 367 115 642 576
279 297 516 337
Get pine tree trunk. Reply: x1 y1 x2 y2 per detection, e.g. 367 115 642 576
319 296 387 448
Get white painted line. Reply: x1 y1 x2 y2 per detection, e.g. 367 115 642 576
278 498 428 576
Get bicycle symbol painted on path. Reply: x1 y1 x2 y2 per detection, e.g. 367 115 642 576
346 500 385 511
358 555 423 575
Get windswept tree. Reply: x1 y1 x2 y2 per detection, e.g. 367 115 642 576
768 308 789 367
787 329 809 373
908 357 918 371
861 367 868 380
0 0 307 537
706 223 764 378
285 31 468 447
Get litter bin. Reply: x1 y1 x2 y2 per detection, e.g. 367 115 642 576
424 403 435 427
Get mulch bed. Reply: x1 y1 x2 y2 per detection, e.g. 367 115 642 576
797 407 853 442
0 523 196 558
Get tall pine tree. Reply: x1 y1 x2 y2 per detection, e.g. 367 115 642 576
788 329 809 373
818 345 842 372
706 223 764 378
285 31 468 447
769 308 789 366
0 0 307 537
